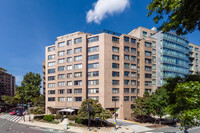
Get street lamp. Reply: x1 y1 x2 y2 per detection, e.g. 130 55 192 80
86 103 92 131
114 98 117 131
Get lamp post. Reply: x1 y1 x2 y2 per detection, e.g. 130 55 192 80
114 99 117 131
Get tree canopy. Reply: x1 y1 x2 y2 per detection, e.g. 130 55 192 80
147 0 200 35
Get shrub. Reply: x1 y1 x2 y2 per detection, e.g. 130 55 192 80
54 114 62 119
68 122 74 126
34 115 44 120
68 115 77 121
43 115 54 122
76 118 83 124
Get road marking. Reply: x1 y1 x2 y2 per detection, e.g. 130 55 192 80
124 120 141 124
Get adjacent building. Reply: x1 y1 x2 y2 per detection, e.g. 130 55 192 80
189 43 200 74
0 67 15 104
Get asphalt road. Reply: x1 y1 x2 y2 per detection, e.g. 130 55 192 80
0 118 73 133
150 126 200 133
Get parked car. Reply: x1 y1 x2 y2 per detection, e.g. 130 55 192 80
10 110 17 115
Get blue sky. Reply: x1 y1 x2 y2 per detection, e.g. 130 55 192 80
0 0 200 88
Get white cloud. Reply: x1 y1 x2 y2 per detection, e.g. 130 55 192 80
86 0 130 24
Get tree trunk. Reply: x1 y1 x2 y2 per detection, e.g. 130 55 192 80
159 116 162 125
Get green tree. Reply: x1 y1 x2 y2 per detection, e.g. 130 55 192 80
32 95 44 107
147 0 200 35
168 81 200 131
99 109 112 126
132 92 150 121
78 99 111 121
18 72 41 103
147 87 169 124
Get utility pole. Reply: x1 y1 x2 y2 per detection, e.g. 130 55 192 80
114 99 117 131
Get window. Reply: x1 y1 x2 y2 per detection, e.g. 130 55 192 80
145 66 152 71
67 57 72 62
67 65 72 70
74 64 82 69
74 72 82 78
131 96 136 101
74 89 82 93
58 74 65 79
124 36 129 42
67 40 72 46
112 71 119 77
112 47 119 53
196 59 198 63
58 42 65 47
145 42 151 47
48 90 55 94
152 41 156 47
58 51 65 56
112 37 119 42
152 49 156 55
124 80 129 85
145 51 151 56
131 72 136 78
48 97 55 101
152 72 156 77
48 76 55 81
88 36 99 43
74 37 82 44
88 88 99 94
88 96 99 101
67 73 72 78
48 61 55 67
58 81 65 87
112 80 119 85
196 65 198 70
145 74 152 79
74 97 82 102
152 79 156 85
145 89 152 93
74 80 82 86
131 80 136 85
58 97 65 102
112 63 119 69
58 58 65 64
153 57 156 62
88 54 99 60
143 31 147 37
131 104 135 109
67 97 72 102
131 64 136 69
152 64 156 70
112 96 119 101
131 48 136 53
88 46 99 52
131 88 136 94
131 38 136 44
112 55 119 61
124 71 129 77
195 48 199 51
196 53 198 58
48 54 55 60
74 55 82 62
67 81 72 86
124 55 129 60
48 83 55 88
124 46 129 52
74 47 82 53
88 71 99 77
88 80 99 85
124 96 129 101
124 63 130 69
58 66 65 71
48 46 55 52
124 88 129 93
145 81 152 86
145 59 151 64
112 88 119 94
58 89 64 94
48 69 55 74
67 89 72 94
67 49 72 55
131 56 136 61
88 63 99 69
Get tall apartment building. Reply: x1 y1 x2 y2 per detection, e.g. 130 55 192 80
189 43 200 74
130 27 190 86
0 67 15 105
44 29 157 119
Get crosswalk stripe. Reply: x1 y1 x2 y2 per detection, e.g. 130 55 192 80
0 114 22 122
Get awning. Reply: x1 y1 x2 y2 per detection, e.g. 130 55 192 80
58 108 75 113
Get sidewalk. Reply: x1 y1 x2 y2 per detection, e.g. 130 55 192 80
18 115 154 133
